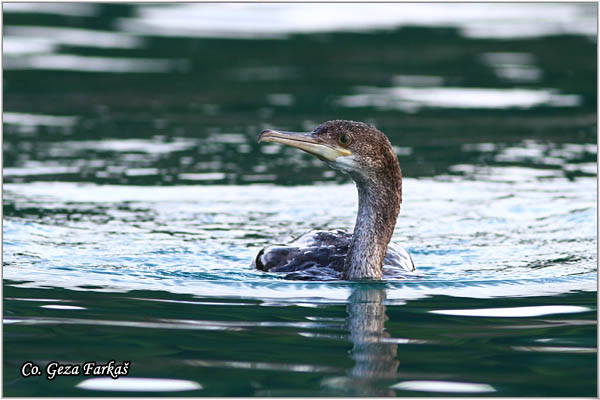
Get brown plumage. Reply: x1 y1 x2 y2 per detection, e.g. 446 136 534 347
255 120 414 280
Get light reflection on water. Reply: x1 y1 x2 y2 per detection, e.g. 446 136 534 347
3 2 99 17
3 133 596 183
4 167 596 301
4 26 144 50
337 87 581 111
390 380 496 393
76 377 203 392
114 3 596 39
430 305 591 318
4 112 79 127
4 54 188 73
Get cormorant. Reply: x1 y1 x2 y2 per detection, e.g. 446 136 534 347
254 120 414 280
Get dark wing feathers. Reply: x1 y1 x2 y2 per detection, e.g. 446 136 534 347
254 230 415 280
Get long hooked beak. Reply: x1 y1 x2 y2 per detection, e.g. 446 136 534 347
258 129 351 161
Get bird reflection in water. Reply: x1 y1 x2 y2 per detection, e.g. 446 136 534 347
323 285 399 396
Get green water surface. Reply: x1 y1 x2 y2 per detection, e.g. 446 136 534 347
3 3 597 397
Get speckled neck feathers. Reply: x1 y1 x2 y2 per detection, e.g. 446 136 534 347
341 129 402 280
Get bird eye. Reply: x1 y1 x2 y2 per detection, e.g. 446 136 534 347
338 134 352 147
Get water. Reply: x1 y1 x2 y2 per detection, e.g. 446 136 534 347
3 3 597 397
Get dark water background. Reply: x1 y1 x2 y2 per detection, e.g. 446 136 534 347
3 3 597 396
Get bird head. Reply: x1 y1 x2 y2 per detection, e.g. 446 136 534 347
258 120 398 182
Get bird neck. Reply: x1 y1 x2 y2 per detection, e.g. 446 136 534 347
343 168 402 280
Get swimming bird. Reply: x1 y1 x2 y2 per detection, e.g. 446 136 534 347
254 120 414 280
